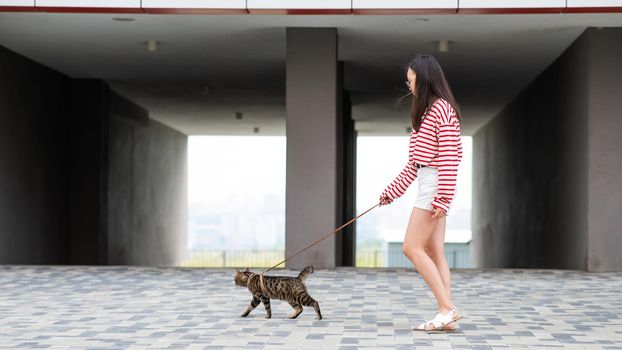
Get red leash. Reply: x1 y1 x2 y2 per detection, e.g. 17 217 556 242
262 202 381 273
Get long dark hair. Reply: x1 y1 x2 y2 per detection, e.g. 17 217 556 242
399 55 462 132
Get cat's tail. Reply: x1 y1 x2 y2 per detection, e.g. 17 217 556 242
298 265 314 282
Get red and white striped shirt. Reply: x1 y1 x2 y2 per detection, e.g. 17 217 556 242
381 98 463 213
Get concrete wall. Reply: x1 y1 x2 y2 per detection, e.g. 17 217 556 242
586 28 622 272
0 44 188 266
0 45 71 264
473 28 622 271
108 109 187 266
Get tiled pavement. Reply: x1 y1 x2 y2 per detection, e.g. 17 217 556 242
1 266 621 349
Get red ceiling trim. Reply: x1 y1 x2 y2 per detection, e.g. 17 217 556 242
352 8 457 15
142 8 247 14
37 6 143 13
457 7 564 14
0 5 39 11
563 7 622 13
1 5 621 14
247 8 351 15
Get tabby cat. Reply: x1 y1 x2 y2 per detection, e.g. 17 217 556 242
234 266 322 320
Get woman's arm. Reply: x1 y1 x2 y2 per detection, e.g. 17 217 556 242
431 122 461 213
379 159 418 204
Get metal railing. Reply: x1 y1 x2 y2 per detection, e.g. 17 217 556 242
180 248 471 268
181 250 285 268
357 248 472 268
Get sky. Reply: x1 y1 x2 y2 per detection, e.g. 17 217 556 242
188 136 286 207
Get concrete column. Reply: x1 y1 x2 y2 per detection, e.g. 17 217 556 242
285 28 340 270
587 28 622 272
335 85 357 267
69 80 110 265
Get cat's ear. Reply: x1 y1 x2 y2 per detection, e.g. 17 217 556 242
235 269 240 273
244 268 250 273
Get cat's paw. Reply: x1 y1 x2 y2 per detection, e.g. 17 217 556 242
265 315 271 319
240 313 249 317
316 316 322 320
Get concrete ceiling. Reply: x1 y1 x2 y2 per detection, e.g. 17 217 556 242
0 12 621 135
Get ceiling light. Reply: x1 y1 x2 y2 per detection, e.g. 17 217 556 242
147 40 158 52
438 40 450 53
201 84 211 96
406 18 429 23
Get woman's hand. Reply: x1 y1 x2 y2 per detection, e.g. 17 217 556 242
430 207 446 219
379 195 393 206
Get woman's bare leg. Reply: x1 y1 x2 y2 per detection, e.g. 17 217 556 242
425 215 456 328
402 208 454 313
425 216 451 302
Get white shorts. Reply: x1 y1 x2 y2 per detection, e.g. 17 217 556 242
414 166 438 212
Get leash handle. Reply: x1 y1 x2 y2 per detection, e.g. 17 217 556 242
263 202 381 273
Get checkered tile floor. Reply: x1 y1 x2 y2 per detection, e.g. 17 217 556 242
1 266 621 349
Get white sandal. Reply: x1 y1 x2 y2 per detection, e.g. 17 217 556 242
413 322 458 332
414 307 463 333
413 322 428 331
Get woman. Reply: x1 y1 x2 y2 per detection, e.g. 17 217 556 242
379 54 463 332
